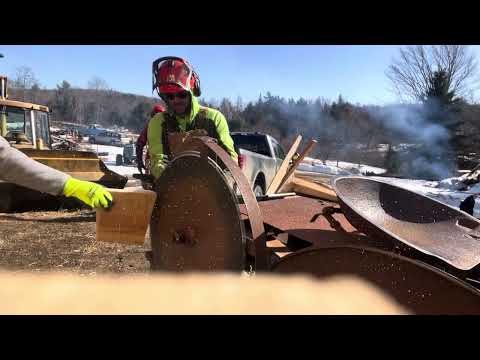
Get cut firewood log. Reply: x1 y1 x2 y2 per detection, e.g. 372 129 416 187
0 272 407 314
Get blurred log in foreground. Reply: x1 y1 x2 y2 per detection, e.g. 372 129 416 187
0 272 408 315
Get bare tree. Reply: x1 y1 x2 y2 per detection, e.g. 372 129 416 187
386 45 478 103
87 76 109 91
10 66 40 101
11 66 39 89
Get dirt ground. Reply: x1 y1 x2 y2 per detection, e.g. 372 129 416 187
0 209 151 275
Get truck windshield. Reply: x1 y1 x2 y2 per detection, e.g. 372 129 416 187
232 134 270 157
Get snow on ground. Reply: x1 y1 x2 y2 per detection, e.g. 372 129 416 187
82 144 139 178
82 144 123 161
298 157 479 217
368 176 480 218
301 157 387 176
298 162 352 176
107 165 139 178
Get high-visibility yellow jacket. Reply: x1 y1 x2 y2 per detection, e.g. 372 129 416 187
147 91 238 178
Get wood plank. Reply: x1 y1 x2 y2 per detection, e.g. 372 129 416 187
266 135 302 195
96 188 157 245
283 176 338 202
277 139 317 192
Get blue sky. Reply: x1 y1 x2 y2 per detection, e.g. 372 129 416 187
1 45 480 105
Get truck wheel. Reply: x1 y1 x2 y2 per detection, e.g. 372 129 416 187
253 183 264 197
116 154 123 166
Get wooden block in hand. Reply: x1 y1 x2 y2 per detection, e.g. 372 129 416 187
96 188 157 245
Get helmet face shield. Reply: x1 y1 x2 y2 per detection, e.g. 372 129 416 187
152 56 201 97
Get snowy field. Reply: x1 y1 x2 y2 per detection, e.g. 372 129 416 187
82 144 139 178
367 176 480 218
300 157 387 176
298 157 479 217
87 145 479 218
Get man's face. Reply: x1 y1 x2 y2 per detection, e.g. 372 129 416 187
163 90 191 116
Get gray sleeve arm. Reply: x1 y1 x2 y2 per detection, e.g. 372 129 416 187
0 136 70 196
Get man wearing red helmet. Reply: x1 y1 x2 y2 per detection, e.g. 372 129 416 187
148 56 238 179
135 104 165 174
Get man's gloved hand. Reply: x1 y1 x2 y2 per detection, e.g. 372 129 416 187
63 178 113 209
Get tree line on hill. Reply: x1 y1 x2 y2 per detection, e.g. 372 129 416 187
6 45 480 180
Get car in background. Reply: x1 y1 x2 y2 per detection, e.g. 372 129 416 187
89 130 122 146
231 132 286 196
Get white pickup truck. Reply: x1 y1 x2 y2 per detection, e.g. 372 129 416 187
231 132 286 196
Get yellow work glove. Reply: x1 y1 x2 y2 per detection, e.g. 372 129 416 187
63 178 113 209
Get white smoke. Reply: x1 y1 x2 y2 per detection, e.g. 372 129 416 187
369 103 456 180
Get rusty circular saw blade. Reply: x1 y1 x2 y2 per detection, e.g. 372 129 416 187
272 247 480 314
172 136 268 271
150 152 246 272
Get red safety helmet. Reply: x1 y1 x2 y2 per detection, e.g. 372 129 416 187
152 56 201 97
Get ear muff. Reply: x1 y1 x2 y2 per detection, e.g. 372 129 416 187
191 70 201 97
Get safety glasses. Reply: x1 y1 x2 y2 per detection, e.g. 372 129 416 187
162 91 189 101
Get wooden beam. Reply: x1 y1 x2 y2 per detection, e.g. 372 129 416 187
282 176 338 202
266 135 302 195
277 139 318 192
